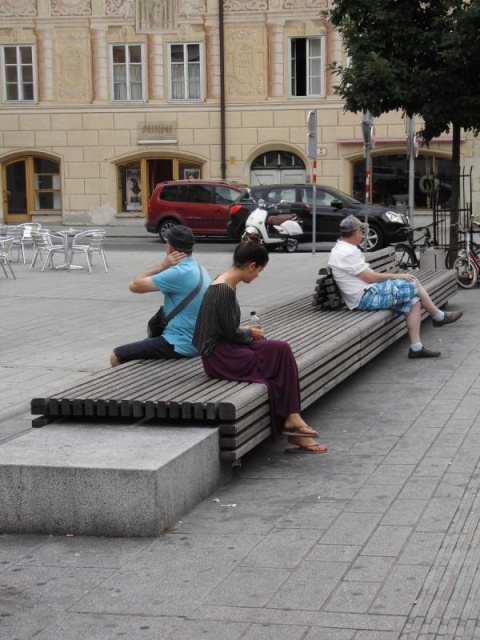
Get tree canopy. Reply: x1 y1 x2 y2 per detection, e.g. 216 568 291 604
328 0 480 237
329 0 480 137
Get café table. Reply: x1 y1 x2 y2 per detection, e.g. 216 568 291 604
55 228 84 271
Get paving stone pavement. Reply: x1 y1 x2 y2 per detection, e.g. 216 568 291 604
0 233 479 640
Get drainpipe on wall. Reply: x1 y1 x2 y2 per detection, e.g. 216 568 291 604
219 0 227 179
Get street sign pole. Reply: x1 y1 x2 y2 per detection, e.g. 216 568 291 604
407 115 416 229
307 110 317 255
361 110 374 252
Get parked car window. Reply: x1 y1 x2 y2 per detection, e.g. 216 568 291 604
265 189 283 204
187 184 213 203
238 190 254 202
160 185 188 202
303 187 355 207
215 186 240 205
317 189 337 206
298 188 309 204
267 187 296 204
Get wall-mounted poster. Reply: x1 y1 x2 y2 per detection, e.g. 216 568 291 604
126 169 142 211
183 168 200 180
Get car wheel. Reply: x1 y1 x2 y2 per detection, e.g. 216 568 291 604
365 223 384 251
158 219 179 243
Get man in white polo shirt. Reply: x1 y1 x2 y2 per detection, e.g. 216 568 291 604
328 215 463 359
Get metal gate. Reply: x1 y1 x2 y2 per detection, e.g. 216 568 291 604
432 166 473 249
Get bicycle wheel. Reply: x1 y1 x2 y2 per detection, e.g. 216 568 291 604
394 243 418 269
445 241 480 268
454 255 479 288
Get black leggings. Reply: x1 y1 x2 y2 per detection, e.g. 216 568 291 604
114 336 185 363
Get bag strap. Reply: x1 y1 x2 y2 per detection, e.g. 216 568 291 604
163 262 204 323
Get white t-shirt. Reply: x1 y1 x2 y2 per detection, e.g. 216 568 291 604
328 240 371 309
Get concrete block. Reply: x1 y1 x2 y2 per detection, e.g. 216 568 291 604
0 424 229 537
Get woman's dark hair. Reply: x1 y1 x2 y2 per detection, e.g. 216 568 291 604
232 236 269 268
129 177 140 194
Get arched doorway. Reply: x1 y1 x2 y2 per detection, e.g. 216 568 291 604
250 151 306 185
2 156 61 223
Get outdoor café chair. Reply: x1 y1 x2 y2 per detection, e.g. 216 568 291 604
0 238 16 279
30 230 66 271
9 223 43 264
69 230 108 273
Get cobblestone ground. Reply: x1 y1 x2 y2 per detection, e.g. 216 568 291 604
0 242 478 640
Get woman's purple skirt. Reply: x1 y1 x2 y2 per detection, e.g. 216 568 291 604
202 339 301 418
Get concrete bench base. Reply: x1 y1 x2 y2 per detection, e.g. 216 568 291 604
0 423 229 537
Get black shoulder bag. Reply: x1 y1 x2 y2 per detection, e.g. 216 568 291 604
147 263 204 338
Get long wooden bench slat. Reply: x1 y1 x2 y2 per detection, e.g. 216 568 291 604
31 246 458 462
31 361 158 414
217 404 271 436
217 383 270 421
82 361 204 415
220 426 272 461
219 416 271 449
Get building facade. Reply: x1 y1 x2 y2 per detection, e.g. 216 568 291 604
1 0 479 226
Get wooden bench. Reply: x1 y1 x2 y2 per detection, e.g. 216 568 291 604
31 247 457 463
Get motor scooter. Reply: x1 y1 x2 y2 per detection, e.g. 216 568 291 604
241 197 303 253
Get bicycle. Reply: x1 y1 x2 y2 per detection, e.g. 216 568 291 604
394 221 441 270
445 216 480 288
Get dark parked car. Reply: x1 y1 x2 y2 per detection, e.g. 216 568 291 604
227 183 410 251
146 179 245 241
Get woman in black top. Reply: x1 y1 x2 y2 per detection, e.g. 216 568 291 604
193 237 327 454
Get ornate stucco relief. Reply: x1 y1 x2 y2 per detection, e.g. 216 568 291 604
178 0 206 14
223 0 267 10
0 0 36 16
283 0 326 8
198 0 323 13
0 27 35 43
137 0 179 33
54 30 91 101
108 25 136 41
106 0 135 17
225 26 266 99
51 0 91 16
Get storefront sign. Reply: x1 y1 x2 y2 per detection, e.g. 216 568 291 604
137 122 177 144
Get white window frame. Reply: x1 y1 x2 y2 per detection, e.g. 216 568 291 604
168 42 203 102
110 43 146 103
1 44 37 103
290 36 325 98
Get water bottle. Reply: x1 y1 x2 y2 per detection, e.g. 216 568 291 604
250 311 261 328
